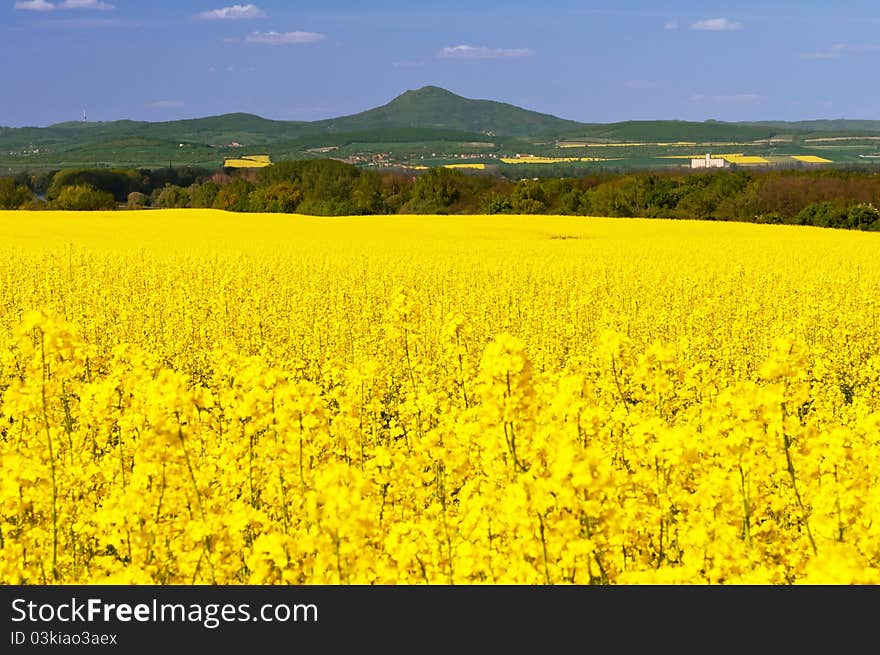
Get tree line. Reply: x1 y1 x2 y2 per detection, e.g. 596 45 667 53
2 160 879 231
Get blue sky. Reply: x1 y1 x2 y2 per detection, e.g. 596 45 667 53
2 0 880 127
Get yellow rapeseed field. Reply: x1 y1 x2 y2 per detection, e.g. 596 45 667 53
722 155 770 165
500 157 614 164
792 155 833 164
224 155 272 169
1 209 880 584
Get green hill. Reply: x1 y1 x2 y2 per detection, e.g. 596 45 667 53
565 120 782 143
743 120 880 133
309 85 585 137
6 87 880 150
4 86 880 172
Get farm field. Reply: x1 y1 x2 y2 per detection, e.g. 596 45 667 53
1 210 879 584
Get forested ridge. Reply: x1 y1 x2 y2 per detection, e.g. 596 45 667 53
2 160 879 231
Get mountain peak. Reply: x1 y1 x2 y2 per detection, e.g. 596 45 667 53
323 86 582 136
401 85 458 97
388 86 463 107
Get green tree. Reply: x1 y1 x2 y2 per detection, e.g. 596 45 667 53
352 172 384 214
846 203 880 230
52 184 116 210
795 201 848 229
510 180 547 214
154 185 190 208
403 168 463 213
127 191 149 209
585 180 634 217
213 179 254 212
48 169 143 202
0 178 34 209
483 193 513 214
247 182 303 213
189 182 220 208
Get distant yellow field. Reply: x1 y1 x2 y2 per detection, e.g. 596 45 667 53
559 141 759 151
722 155 769 164
224 155 272 169
2 210 880 584
442 163 487 169
792 155 833 164
501 156 613 164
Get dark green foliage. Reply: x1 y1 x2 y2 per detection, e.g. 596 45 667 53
248 182 303 213
48 169 144 202
127 192 149 209
20 198 48 211
294 198 359 215
298 159 359 205
795 201 879 230
146 167 213 192
510 180 548 214
352 173 386 214
256 160 303 186
9 158 880 233
671 172 750 220
484 194 514 214
153 185 190 209
754 212 784 224
257 159 360 215
402 168 463 213
213 179 254 212
847 203 879 230
583 178 636 217
189 182 220 208
0 178 34 209
51 184 116 210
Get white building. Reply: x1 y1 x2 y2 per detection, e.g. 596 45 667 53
691 153 728 169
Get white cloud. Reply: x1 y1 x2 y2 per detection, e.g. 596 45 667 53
196 4 265 20
244 30 326 45
150 100 185 108
59 0 114 8
689 17 744 31
800 43 880 59
663 20 678 30
690 93 763 103
437 45 534 59
15 0 57 10
801 44 847 59
15 0 115 10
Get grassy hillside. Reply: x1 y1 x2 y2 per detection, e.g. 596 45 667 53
309 86 585 136
3 86 880 172
744 120 880 133
564 120 784 143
